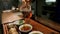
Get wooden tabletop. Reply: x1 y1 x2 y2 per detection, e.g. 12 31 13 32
25 18 59 34
2 12 59 34
2 12 20 24
35 17 60 32
3 18 59 34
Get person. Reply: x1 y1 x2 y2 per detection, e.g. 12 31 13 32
19 0 31 11
19 0 32 18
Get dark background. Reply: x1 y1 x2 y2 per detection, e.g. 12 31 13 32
36 0 60 23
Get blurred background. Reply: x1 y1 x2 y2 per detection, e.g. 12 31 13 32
0 0 60 34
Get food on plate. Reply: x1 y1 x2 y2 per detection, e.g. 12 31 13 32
19 20 25 25
32 33 39 34
29 32 43 34
29 31 43 34
7 24 17 28
19 24 32 32
9 28 18 34
21 26 31 31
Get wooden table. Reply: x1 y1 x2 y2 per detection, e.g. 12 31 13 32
35 17 60 32
25 18 59 34
2 12 20 24
2 18 60 34
2 12 21 34
2 12 60 34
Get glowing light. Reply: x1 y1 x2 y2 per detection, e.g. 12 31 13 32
46 0 56 2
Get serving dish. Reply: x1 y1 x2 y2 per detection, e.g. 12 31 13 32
19 24 33 32
29 31 43 34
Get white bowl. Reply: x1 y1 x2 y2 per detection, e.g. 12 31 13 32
29 31 43 34
19 24 32 32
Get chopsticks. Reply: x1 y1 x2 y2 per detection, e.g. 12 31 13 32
3 24 9 34
5 24 9 34
3 24 7 34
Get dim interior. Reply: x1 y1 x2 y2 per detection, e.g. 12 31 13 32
1 0 60 34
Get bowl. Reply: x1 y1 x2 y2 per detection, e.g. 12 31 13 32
29 31 43 34
19 24 32 32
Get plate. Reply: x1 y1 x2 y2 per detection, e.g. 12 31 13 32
29 31 43 34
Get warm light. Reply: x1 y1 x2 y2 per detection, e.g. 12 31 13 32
22 0 25 2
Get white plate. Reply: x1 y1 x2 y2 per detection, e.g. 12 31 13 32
29 31 43 34
3 10 12 12
19 24 32 32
